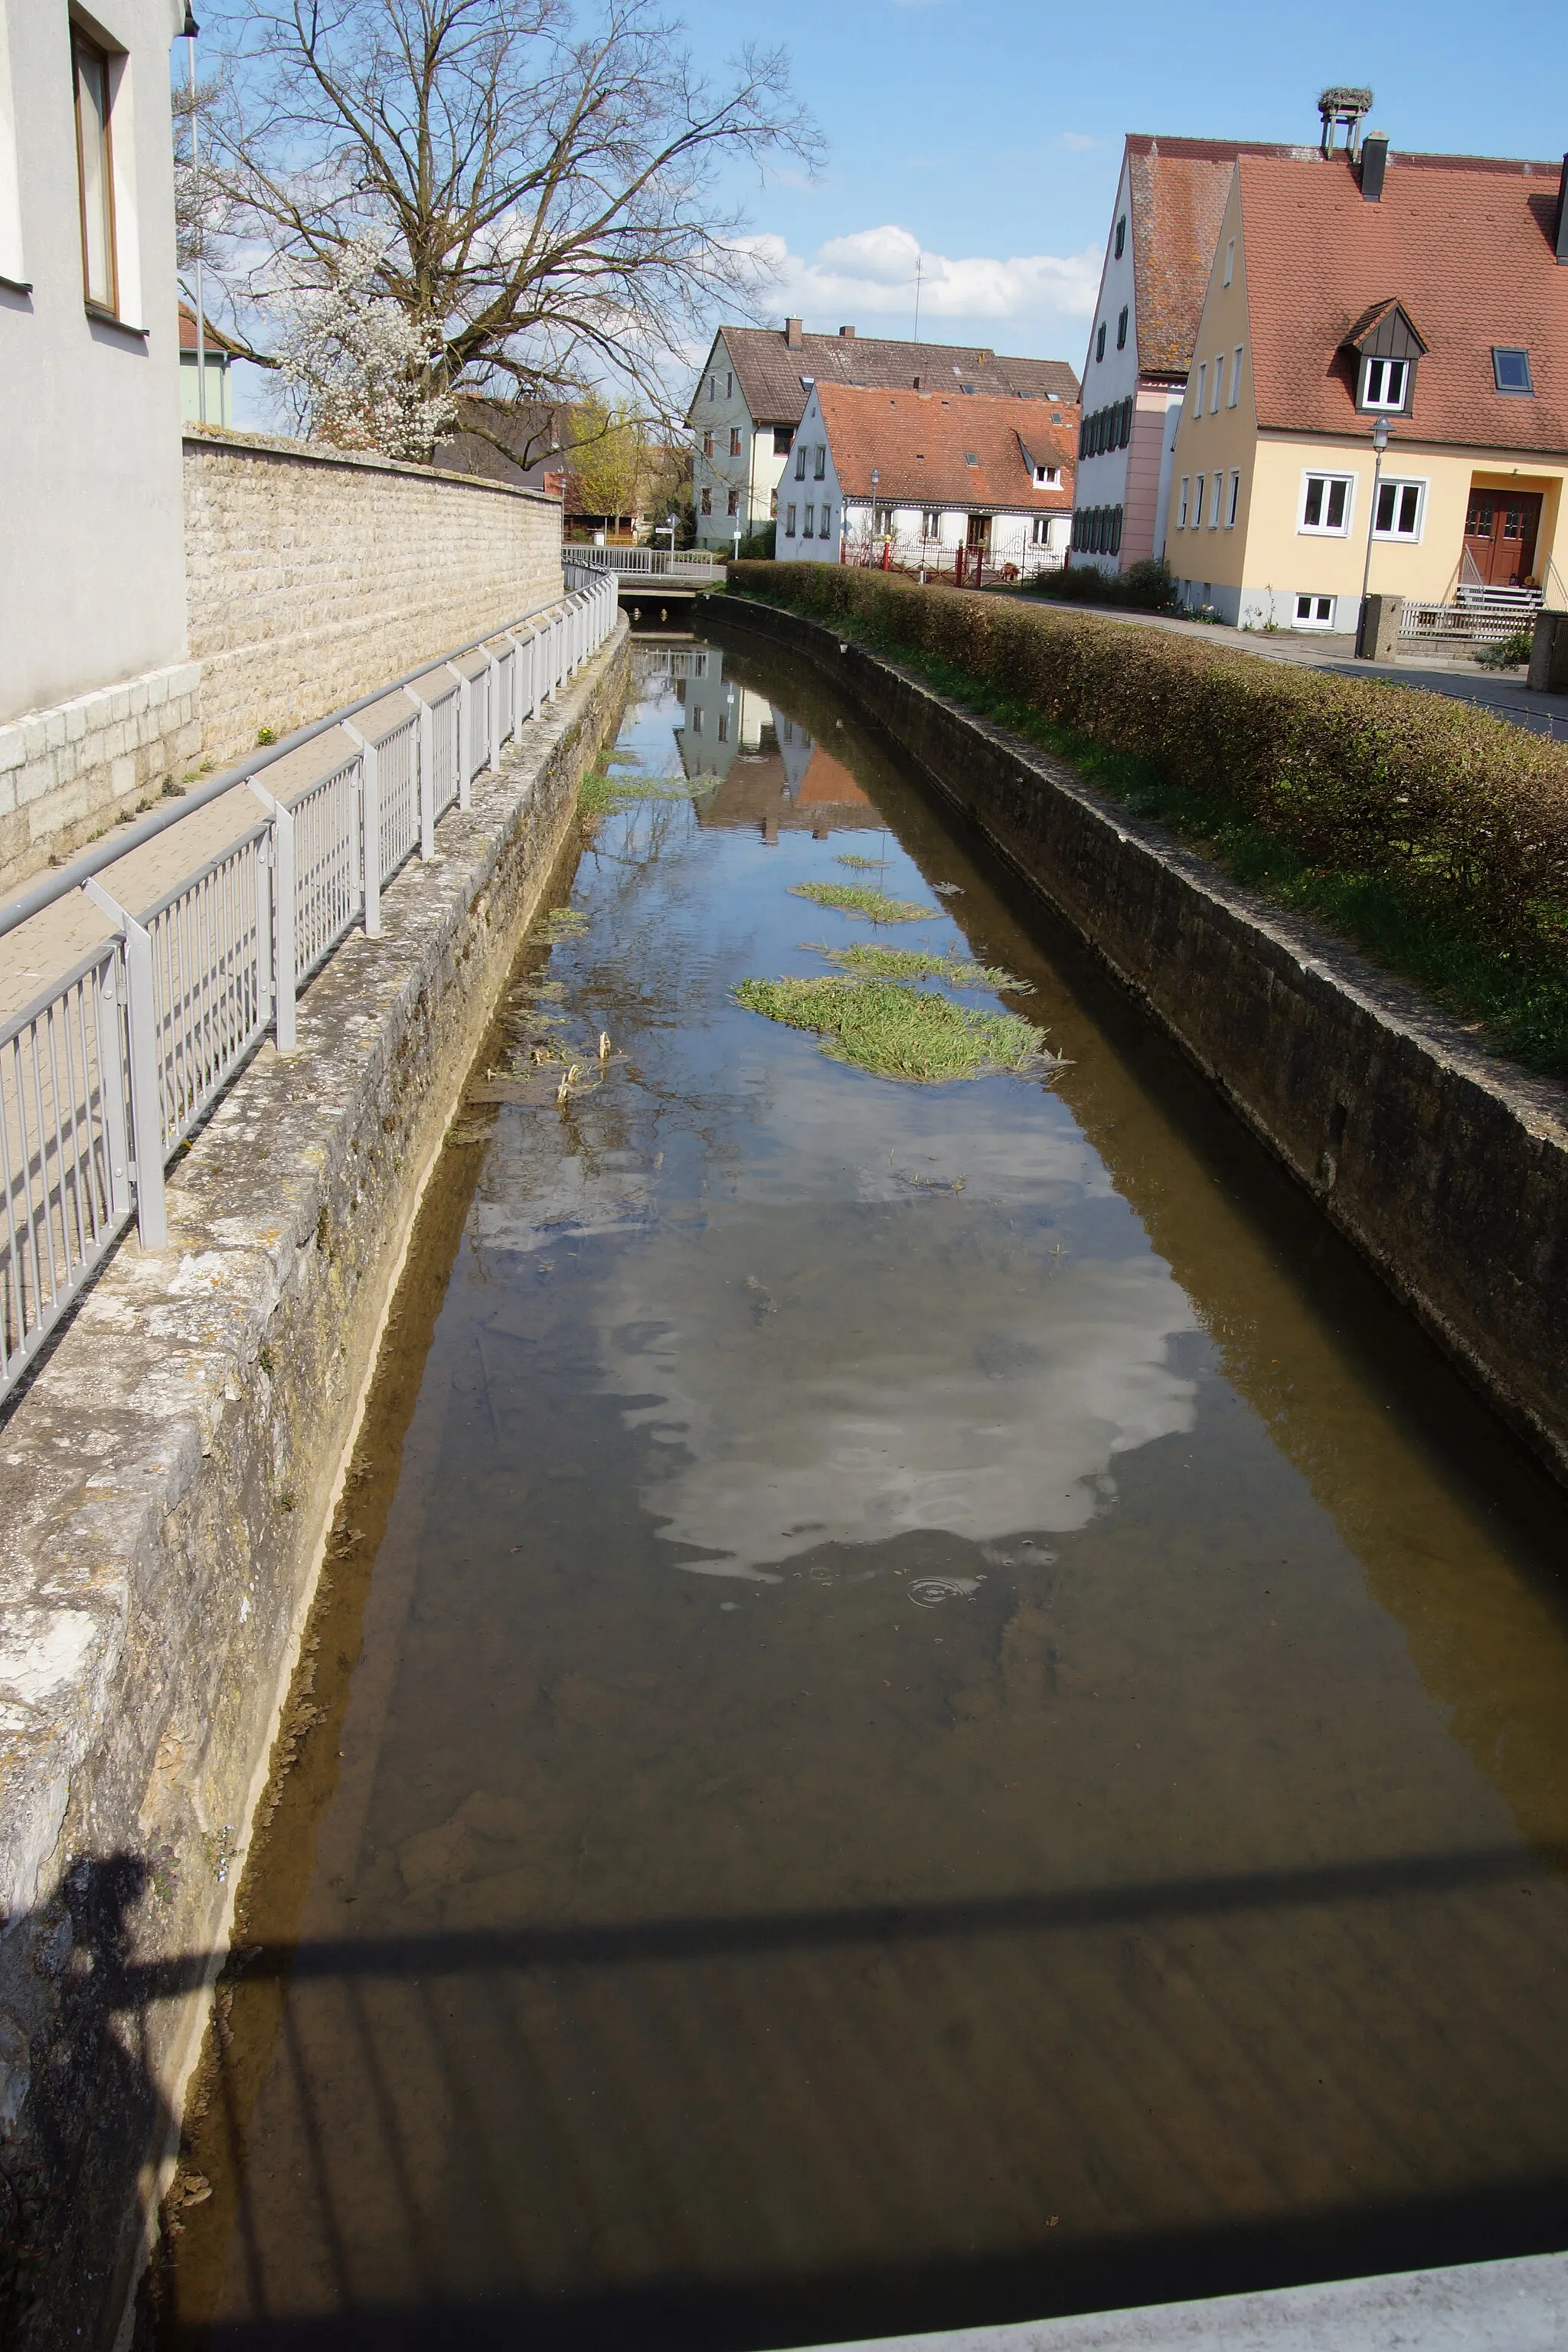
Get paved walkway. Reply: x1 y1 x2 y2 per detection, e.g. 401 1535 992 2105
998 596 1568 738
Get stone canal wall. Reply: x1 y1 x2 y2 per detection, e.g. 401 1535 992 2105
0 624 629 2351
711 593 1568 1488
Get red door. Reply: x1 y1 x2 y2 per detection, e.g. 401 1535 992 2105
1465 490 1542 587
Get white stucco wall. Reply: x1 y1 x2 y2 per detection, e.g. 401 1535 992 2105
0 0 188 727
1073 153 1142 573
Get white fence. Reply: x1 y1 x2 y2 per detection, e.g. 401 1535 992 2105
0 569 617 1403
568 546 727 584
1400 586 1543 645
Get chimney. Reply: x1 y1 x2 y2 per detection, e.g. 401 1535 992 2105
1360 132 1388 201
838 324 856 340
1557 156 1568 263
784 316 802 348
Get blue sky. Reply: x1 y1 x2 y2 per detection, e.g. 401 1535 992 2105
682 0 1568 376
230 0 1568 428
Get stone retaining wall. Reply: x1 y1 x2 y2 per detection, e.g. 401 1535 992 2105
0 623 629 2350
712 593 1568 1484
0 661 203 897
184 429 564 769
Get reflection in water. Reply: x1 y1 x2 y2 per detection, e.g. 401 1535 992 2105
154 637 1568 2350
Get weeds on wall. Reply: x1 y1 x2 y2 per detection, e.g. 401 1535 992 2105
730 562 1568 1073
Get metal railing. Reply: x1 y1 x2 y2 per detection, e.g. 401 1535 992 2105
567 545 727 583
0 567 618 1401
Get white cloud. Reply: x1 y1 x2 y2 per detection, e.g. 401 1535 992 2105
743 224 1100 337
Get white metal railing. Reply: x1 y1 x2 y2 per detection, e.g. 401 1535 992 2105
1401 586 1544 644
0 568 618 1400
569 545 727 583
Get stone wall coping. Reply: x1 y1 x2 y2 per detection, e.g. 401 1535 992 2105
0 659 203 750
183 423 563 506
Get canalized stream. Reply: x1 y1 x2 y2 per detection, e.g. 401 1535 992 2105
154 631 1568 2350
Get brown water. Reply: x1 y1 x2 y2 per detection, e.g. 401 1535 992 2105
155 630 1568 2350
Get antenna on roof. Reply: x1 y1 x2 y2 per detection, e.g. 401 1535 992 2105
1318 86 1374 158
913 253 923 345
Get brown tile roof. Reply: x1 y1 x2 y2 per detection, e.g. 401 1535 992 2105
1124 135 1307 378
1238 150 1568 451
815 383 1077 511
709 328 1080 426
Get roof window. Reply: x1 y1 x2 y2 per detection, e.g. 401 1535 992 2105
964 452 978 466
1493 347 1534 396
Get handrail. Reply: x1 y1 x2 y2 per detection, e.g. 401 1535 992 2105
0 587 568 945
0 568 619 1403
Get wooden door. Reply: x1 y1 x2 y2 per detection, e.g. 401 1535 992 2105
1465 489 1542 587
965 512 991 549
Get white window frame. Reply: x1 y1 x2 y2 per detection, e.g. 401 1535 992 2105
1209 363 1221 415
1294 593 1336 630
1371 475 1427 542
726 488 739 516
1031 516 1051 544
1228 348 1243 407
1178 476 1190 529
1194 362 1207 416
1359 355 1409 413
729 426 743 456
803 502 815 537
1225 470 1240 528
1298 472 1356 536
814 445 827 481
795 445 807 480
1208 472 1223 528
821 506 833 542
922 508 942 540
784 503 797 537
1193 474 1206 528
1223 237 1235 287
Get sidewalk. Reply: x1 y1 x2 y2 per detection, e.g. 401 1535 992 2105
995 594 1568 739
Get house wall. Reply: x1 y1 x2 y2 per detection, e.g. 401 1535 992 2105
0 0 194 893
1073 153 1142 572
184 429 563 767
688 334 790 545
1162 175 1257 616
776 388 841 561
1124 389 1181 566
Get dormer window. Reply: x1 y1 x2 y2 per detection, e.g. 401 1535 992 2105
1034 464 1058 486
1360 355 1410 412
1493 347 1534 396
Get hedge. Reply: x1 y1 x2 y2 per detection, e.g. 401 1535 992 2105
728 563 1568 971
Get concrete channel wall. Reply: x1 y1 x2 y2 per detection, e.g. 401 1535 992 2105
712 593 1568 1488
0 625 630 2350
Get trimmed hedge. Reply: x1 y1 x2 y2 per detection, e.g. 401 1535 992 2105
730 564 1568 969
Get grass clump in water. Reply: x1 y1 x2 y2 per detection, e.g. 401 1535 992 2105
812 941 1033 991
534 906 588 944
789 880 935 923
835 852 881 870
735 975 1048 1081
580 769 702 818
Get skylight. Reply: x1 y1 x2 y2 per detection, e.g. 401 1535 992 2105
1493 348 1534 395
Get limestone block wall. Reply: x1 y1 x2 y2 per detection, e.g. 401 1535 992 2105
183 429 564 768
0 663 204 895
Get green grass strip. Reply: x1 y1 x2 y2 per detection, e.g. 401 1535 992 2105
735 975 1047 1081
788 880 936 923
580 769 703 817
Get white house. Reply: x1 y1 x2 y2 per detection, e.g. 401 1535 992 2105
1072 131 1298 576
686 319 1080 550
0 0 198 891
781 381 1076 574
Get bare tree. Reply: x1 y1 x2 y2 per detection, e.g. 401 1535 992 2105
196 0 818 452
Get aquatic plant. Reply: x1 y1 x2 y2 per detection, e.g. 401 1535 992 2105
580 769 703 818
835 853 880 870
534 907 588 944
734 975 1048 1081
812 941 1033 991
788 881 935 923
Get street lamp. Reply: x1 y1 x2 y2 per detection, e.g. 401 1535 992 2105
1356 413 1392 657
183 8 206 426
870 467 880 567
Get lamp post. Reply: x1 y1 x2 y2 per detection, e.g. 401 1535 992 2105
183 8 206 427
870 466 880 567
1357 413 1391 657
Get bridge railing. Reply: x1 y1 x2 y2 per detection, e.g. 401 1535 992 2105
567 545 727 583
0 567 619 1403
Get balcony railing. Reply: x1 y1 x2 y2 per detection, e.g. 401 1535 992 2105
0 568 619 1404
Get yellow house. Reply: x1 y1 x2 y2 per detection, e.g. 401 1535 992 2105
1162 139 1568 633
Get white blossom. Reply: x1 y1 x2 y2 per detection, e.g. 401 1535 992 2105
277 238 456 463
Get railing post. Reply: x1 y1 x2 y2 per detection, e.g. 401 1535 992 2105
445 662 471 808
487 648 503 769
83 877 166 1250
341 723 381 936
95 946 132 1220
247 777 298 1050
415 693 435 858
254 815 273 1031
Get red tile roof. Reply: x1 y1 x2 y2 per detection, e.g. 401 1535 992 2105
1124 135 1307 378
178 300 244 358
1238 150 1568 451
706 328 1080 426
815 384 1077 513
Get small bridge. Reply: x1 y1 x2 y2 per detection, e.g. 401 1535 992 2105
567 547 728 623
